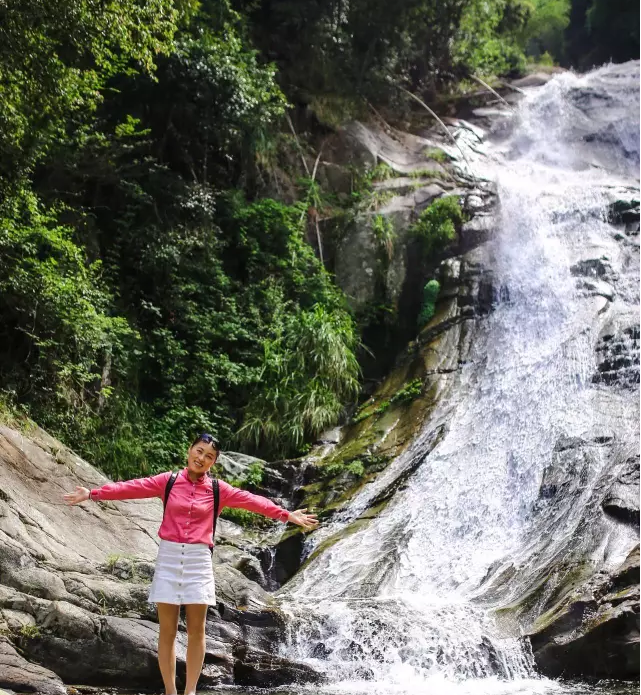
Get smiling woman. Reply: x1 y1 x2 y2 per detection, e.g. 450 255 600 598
63 432 318 695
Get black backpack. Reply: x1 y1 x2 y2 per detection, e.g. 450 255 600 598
163 472 220 552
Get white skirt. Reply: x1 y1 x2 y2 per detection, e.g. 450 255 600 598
148 540 216 605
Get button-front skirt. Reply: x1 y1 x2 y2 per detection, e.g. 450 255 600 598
148 539 216 605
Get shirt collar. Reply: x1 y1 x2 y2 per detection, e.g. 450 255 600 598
181 467 208 485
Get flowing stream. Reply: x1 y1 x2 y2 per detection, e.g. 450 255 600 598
270 62 640 695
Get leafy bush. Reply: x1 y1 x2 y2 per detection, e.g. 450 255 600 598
238 302 361 457
227 462 265 489
418 280 441 327
220 507 273 528
410 196 464 257
0 191 133 429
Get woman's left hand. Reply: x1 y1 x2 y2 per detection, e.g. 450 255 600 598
287 508 319 531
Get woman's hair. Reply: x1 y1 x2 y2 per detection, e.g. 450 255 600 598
190 432 221 453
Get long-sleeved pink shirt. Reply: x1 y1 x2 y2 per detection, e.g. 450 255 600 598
90 468 290 546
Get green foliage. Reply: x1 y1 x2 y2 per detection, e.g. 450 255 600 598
346 460 366 477
418 280 441 327
0 191 133 429
149 30 287 182
366 162 397 184
227 461 265 489
315 451 390 484
423 148 450 163
372 215 396 260
565 0 639 68
453 0 524 76
390 378 424 404
239 0 475 101
18 624 41 639
220 506 272 528
319 458 364 480
519 0 571 60
0 0 623 483
244 462 265 488
0 0 180 189
238 302 361 457
410 196 464 257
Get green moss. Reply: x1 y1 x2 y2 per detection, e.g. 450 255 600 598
423 148 450 163
497 560 595 633
408 167 445 179
352 378 423 424
300 451 392 513
390 378 423 404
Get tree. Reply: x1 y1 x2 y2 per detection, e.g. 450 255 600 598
0 0 181 189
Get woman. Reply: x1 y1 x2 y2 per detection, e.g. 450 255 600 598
63 433 318 695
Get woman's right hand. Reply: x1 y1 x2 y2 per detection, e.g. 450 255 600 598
64 486 90 505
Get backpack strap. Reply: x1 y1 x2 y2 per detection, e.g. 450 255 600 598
211 477 220 554
163 471 178 516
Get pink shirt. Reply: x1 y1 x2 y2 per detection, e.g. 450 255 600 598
90 468 290 546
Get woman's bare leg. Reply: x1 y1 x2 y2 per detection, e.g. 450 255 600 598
184 604 208 694
157 603 180 694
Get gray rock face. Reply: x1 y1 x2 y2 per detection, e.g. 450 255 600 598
0 635 67 695
528 546 640 679
0 425 318 692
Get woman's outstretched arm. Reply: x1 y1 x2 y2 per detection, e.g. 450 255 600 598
64 472 171 505
218 479 318 530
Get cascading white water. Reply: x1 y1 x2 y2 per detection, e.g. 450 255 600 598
276 62 639 695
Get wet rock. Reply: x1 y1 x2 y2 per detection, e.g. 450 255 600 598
528 546 640 680
511 72 559 88
608 199 640 225
214 544 268 589
602 454 640 526
459 214 494 252
593 324 640 387
271 530 306 587
233 645 324 687
570 257 615 281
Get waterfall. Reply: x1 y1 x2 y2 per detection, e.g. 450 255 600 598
276 62 640 695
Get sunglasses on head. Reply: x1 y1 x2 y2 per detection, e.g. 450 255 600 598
193 432 221 451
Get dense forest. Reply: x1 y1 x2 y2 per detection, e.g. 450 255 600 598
0 0 638 480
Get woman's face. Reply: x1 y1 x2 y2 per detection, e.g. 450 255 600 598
187 440 219 477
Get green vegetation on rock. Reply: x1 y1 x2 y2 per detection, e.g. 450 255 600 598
418 280 441 327
410 196 465 257
220 507 273 529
